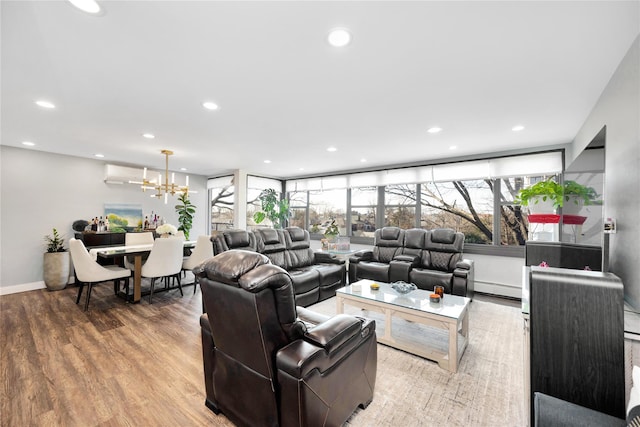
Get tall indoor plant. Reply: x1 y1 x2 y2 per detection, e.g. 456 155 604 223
253 188 291 229
43 228 70 290
175 192 196 240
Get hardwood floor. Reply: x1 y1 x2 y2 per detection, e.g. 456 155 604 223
1 275 233 427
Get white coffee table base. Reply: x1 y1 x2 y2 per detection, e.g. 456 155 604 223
336 289 469 372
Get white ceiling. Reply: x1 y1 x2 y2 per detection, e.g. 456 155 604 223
2 1 639 179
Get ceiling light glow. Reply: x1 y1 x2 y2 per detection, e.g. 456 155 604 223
512 125 525 132
264 160 271 164
94 153 105 158
22 141 36 146
328 28 352 47
142 133 155 139
427 127 442 134
327 147 337 152
35 100 56 109
449 146 457 150
67 0 101 14
361 158 367 162
202 102 219 111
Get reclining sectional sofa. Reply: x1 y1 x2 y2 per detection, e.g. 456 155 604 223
211 227 346 307
349 227 474 298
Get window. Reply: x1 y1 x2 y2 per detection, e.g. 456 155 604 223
351 186 377 237
288 191 308 229
419 180 494 244
384 184 417 229
308 189 347 235
247 176 284 230
209 176 234 231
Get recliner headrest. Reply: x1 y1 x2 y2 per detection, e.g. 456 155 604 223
431 228 456 244
195 250 270 283
258 228 280 244
287 227 306 242
380 227 401 240
225 230 251 247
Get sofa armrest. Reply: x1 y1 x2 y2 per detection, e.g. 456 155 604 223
534 392 625 427
349 250 373 264
455 259 472 272
277 316 375 378
393 254 419 264
313 251 345 265
452 259 474 298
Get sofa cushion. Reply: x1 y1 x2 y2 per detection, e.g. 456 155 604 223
356 262 390 283
225 230 252 248
258 228 281 245
288 267 321 295
286 248 315 269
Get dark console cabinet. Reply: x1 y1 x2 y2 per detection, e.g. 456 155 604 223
528 267 624 424
75 232 125 247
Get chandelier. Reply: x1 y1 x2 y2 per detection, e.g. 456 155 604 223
140 149 189 204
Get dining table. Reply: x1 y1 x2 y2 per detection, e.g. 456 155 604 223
89 240 196 303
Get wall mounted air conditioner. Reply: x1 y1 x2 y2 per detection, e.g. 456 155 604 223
104 164 145 185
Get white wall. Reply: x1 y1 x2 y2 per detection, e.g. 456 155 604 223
571 36 640 307
0 146 209 293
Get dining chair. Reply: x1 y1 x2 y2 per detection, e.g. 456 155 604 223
141 237 184 303
182 235 214 293
123 232 154 270
69 238 131 311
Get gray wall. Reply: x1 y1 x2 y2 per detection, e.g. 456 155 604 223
0 146 209 291
571 36 640 307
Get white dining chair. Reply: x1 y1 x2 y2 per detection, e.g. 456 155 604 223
69 238 131 311
141 237 184 303
123 232 154 271
182 235 214 293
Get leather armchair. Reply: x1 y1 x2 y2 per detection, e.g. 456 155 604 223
196 250 377 427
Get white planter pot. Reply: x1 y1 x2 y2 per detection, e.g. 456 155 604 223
527 196 557 214
43 251 70 290
562 195 585 215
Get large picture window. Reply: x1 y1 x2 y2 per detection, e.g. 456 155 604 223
308 189 347 235
209 176 234 231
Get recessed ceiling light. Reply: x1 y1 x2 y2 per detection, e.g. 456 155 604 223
35 100 55 109
360 158 367 162
512 125 525 132
94 153 105 158
449 146 457 150
299 167 305 171
328 28 352 47
427 127 442 134
202 101 219 111
142 133 155 139
22 141 36 146
67 0 101 14
327 147 337 152
180 167 187 171
264 160 271 164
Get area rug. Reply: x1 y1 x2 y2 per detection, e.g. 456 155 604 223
306 295 525 427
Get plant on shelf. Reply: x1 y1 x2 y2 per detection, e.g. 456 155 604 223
43 228 69 291
175 192 196 240
253 188 290 229
515 179 564 210
563 180 600 206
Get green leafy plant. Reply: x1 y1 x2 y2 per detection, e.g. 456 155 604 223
175 192 196 239
516 179 564 209
563 180 600 206
253 188 290 229
44 228 66 252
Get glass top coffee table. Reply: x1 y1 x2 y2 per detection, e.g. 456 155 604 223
336 279 470 372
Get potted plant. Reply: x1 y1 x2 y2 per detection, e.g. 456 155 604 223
253 188 291 229
175 192 195 240
322 219 340 250
43 228 70 290
515 179 564 213
562 180 600 215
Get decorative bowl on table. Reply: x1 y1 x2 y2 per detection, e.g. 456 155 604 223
391 281 417 294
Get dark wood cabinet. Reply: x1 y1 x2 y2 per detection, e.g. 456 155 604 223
75 232 125 247
528 266 624 424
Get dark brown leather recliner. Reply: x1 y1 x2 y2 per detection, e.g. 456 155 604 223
195 250 377 427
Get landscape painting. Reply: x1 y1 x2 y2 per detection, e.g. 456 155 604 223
104 203 143 231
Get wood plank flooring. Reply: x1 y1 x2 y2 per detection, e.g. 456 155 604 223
1 275 233 427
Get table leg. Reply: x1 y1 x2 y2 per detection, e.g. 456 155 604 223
449 321 458 372
336 296 344 314
133 255 142 303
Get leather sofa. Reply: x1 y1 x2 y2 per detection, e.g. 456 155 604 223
349 227 474 298
211 227 346 306
196 250 377 427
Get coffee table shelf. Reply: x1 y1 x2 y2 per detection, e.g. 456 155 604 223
336 279 470 372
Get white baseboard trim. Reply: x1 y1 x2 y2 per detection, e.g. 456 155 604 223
0 281 47 296
475 280 522 299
